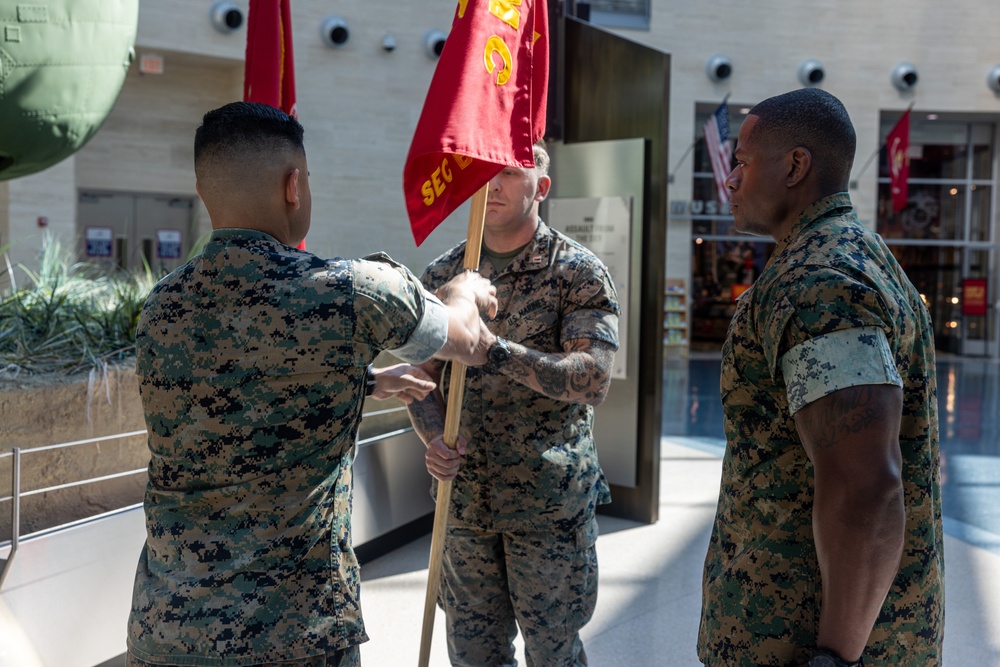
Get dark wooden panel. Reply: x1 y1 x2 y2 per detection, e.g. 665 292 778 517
563 17 670 524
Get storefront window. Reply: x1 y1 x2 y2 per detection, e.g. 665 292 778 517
970 185 993 242
963 249 993 347
688 108 998 356
877 118 994 241
877 114 997 355
688 105 772 346
877 182 971 241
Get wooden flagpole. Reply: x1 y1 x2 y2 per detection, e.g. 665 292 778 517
418 182 489 667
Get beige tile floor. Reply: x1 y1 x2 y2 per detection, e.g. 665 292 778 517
357 438 1000 666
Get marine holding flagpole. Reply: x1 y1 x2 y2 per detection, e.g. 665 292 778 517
400 1 618 665
407 140 620 666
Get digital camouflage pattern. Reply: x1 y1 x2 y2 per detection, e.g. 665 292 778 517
441 517 599 667
421 221 619 532
127 647 360 667
698 194 944 666
128 229 437 666
421 221 618 664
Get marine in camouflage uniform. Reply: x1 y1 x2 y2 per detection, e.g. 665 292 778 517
698 207 943 663
413 216 619 667
126 101 496 667
698 89 943 667
129 232 449 666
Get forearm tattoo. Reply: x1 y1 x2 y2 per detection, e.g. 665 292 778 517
407 391 446 445
406 360 446 444
504 338 615 405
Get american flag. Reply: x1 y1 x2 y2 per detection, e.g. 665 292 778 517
704 101 732 203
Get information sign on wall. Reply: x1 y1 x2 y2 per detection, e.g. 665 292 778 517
547 196 632 380
156 230 183 259
85 226 113 258
962 278 988 316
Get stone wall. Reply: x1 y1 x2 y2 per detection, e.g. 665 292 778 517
0 363 147 537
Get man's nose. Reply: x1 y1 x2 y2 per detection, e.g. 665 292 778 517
725 168 738 191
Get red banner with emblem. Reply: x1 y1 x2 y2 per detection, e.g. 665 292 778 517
887 109 910 214
403 0 549 247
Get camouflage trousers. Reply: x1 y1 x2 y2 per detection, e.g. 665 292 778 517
439 516 599 667
126 645 360 667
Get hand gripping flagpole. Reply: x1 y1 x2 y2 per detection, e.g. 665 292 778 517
418 182 489 667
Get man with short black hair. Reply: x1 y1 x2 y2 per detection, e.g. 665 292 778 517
698 88 944 667
127 101 498 667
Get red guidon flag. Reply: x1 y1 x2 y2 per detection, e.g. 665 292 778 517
403 0 549 246
244 0 305 249
244 0 297 118
887 109 910 214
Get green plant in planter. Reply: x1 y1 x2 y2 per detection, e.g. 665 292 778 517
0 233 157 377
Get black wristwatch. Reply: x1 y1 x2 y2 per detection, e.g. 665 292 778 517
808 647 863 667
364 364 377 396
485 337 511 373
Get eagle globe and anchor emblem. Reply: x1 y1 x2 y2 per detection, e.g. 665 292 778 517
889 129 937 234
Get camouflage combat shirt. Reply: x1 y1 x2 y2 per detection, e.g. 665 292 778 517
698 194 944 666
421 221 619 533
128 229 447 666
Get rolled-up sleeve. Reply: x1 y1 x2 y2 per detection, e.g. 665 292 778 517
781 326 901 415
390 291 448 363
352 255 448 363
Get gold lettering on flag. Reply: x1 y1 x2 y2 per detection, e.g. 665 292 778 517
484 36 513 85
458 0 470 18
489 0 522 29
421 156 475 206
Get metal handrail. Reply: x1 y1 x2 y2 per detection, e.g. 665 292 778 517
22 430 147 454
17 468 148 498
0 430 148 591
0 412 417 591
0 448 19 590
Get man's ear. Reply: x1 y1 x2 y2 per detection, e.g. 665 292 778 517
786 147 812 188
285 168 301 209
535 174 552 202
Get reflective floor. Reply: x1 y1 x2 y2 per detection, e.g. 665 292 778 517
664 350 1000 555
353 350 1000 665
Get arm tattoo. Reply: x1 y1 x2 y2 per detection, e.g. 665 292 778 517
406 360 446 445
503 338 615 405
809 385 885 450
407 391 446 445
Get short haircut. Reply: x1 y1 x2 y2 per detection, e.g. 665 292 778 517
194 101 305 178
748 88 856 191
533 140 550 177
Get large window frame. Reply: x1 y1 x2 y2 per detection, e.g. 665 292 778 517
686 105 1000 357
876 112 999 356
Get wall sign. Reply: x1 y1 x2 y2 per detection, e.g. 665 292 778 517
85 226 113 258
962 278 988 316
547 196 632 380
156 229 183 259
670 199 731 216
